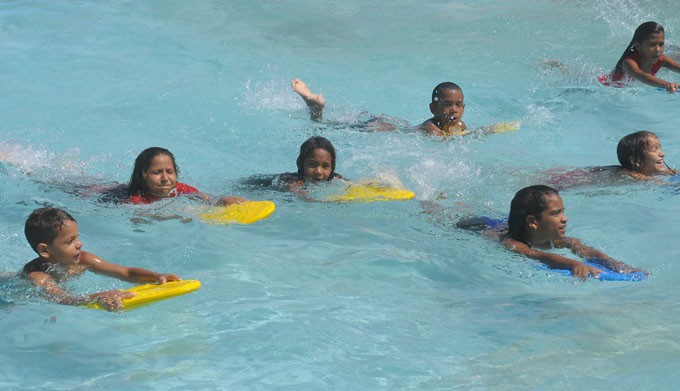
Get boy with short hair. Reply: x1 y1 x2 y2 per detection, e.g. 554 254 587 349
418 81 467 136
291 78 467 134
22 207 180 311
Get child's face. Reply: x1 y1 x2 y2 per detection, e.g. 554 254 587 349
639 135 670 175
43 221 83 266
302 148 333 182
531 193 568 242
143 154 178 197
430 88 465 126
636 32 665 60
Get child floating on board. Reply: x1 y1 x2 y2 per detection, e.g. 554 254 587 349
545 130 676 189
600 21 680 91
291 78 516 137
277 136 344 192
240 136 413 202
457 185 642 279
125 147 248 206
240 136 344 200
0 144 248 207
21 207 180 311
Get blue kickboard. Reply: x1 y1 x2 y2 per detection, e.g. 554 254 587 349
536 259 647 281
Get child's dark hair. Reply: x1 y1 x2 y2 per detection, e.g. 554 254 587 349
25 207 77 252
507 185 559 241
296 136 336 180
432 82 462 103
614 21 665 75
128 147 178 196
617 130 657 172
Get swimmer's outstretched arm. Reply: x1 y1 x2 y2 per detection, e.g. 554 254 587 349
291 78 325 122
662 55 680 75
502 237 603 279
218 196 248 206
286 175 348 202
622 59 679 92
624 170 677 183
80 251 180 284
196 192 248 206
23 252 180 311
287 180 322 202
25 271 134 311
557 237 641 273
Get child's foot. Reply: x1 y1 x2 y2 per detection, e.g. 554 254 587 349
291 78 325 109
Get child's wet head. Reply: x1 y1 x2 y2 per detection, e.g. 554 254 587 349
507 185 560 241
430 82 465 126
25 207 77 253
296 137 336 181
632 21 665 47
128 147 178 196
617 131 670 175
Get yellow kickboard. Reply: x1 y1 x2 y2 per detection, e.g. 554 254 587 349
440 121 520 137
199 200 276 225
325 183 415 202
487 121 520 134
87 279 202 311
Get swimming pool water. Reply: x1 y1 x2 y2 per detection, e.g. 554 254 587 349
2 1 680 389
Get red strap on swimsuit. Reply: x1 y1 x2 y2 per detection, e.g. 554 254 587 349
128 183 200 204
601 53 663 85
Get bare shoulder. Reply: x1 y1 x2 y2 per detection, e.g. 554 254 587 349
554 237 581 248
288 179 305 192
622 57 640 69
21 257 45 277
79 251 109 267
502 237 549 259
80 251 99 261
501 237 525 252
418 119 440 134
25 270 52 286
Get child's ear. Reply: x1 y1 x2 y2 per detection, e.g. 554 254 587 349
36 243 49 258
429 102 437 115
629 156 642 169
526 215 538 230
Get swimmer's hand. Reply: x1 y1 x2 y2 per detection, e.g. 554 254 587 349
220 196 249 206
91 290 136 312
571 262 603 280
588 257 645 275
610 263 643 274
663 82 679 92
156 274 181 284
440 121 467 136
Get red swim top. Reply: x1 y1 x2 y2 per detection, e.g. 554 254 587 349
128 182 200 204
600 53 663 86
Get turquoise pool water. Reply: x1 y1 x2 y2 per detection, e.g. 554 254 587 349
2 1 680 389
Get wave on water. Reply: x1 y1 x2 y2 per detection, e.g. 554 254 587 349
0 142 93 182
593 0 662 37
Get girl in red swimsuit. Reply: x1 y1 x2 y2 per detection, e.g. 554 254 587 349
601 21 680 91
127 147 247 205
